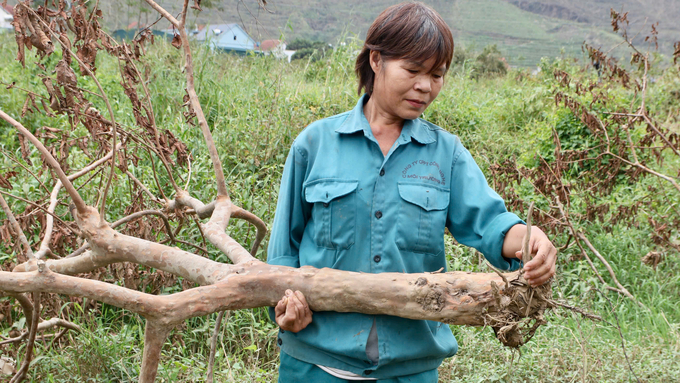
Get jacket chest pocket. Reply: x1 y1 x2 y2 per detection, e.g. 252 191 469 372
396 182 450 255
304 179 359 249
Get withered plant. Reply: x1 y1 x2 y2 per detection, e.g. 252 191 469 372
491 9 680 302
0 1 561 382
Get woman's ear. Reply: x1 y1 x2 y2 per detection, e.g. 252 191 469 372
369 50 382 75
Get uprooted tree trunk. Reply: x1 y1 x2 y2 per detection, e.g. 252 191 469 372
0 1 553 382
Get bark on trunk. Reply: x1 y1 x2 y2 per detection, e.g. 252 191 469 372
139 321 171 383
2 260 549 336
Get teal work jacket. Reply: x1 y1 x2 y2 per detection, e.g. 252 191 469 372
267 95 523 379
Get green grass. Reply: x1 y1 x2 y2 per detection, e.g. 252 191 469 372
1 31 679 382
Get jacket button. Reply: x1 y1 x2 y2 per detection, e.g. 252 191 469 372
277 338 282 346
379 168 385 176
375 211 382 219
373 255 381 263
365 370 373 375
323 202 329 208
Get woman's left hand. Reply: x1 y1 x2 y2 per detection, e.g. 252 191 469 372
513 227 557 287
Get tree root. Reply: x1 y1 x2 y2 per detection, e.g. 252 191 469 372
485 273 554 348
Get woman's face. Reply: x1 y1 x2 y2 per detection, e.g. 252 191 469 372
370 52 446 121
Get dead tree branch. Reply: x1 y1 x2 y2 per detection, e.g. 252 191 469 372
231 205 267 256
0 110 87 214
9 292 40 383
0 316 81 346
206 310 228 383
0 192 33 261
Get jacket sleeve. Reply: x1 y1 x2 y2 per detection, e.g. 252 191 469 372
267 142 311 322
267 142 311 268
446 145 523 271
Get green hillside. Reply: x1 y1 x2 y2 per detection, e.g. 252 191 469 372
446 0 626 66
116 0 678 67
3 0 678 65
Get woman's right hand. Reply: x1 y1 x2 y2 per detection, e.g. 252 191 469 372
275 289 313 333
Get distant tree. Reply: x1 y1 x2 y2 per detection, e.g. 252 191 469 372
472 44 508 79
288 38 332 61
453 46 468 67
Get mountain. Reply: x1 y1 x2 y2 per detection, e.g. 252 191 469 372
7 0 680 66
153 0 677 67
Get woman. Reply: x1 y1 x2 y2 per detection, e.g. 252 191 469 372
267 2 557 382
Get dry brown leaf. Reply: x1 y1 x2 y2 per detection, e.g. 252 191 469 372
56 59 77 88
12 5 26 67
171 34 181 49
59 32 72 64
641 251 664 271
21 95 31 117
0 171 17 190
40 98 56 117
17 132 32 165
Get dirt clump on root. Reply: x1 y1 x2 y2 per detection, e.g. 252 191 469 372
485 274 554 348
413 278 447 312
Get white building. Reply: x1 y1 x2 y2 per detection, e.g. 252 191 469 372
259 40 295 62
0 6 13 31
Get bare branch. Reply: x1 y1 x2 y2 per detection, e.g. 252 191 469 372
143 0 228 197
0 317 81 346
1 261 536 327
553 191 635 301
577 233 636 302
0 110 87 213
0 192 33 261
1 292 34 328
0 189 72 229
69 145 120 182
231 205 267 256
202 197 255 264
605 151 680 193
36 145 121 259
165 192 216 219
180 0 190 27
206 310 228 383
0 147 49 194
549 300 605 322
125 170 162 204
14 205 230 284
111 209 175 242
15 228 231 285
184 156 192 191
521 202 534 265
9 292 40 383
142 0 180 28
35 184 66 260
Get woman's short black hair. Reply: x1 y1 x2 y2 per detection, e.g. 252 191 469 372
355 2 454 96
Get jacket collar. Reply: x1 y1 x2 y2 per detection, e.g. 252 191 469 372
336 94 436 145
